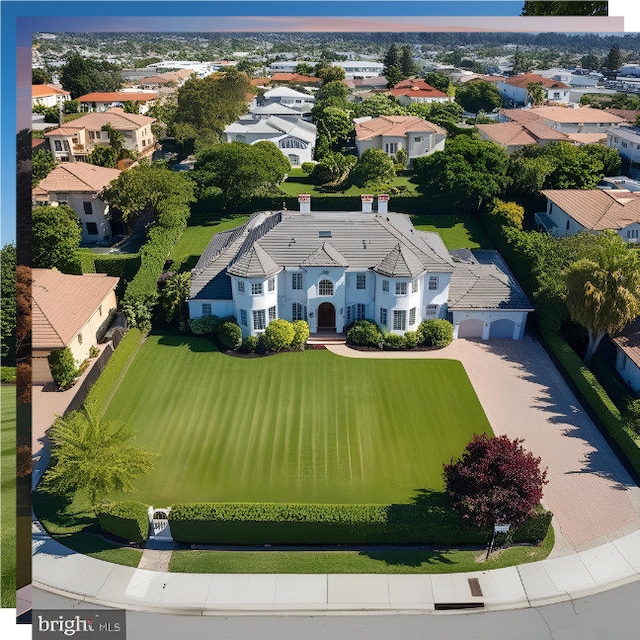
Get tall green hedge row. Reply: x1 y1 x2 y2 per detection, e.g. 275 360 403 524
96 501 149 543
168 502 552 546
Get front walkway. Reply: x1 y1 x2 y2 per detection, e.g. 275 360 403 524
326 337 640 554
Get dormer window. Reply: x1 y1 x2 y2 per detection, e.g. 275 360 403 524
319 230 332 238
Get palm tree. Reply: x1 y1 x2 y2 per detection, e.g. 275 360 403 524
40 403 157 509
564 230 640 363
527 82 545 106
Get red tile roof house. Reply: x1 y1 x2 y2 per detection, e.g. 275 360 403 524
78 91 158 114
354 115 447 168
32 84 71 109
503 106 625 135
497 73 571 106
44 107 156 163
613 319 640 396
32 163 121 244
389 79 452 106
32 269 119 385
534 188 640 242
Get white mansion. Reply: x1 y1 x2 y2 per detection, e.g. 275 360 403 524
189 196 533 340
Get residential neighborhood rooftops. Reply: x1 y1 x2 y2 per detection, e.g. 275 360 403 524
605 108 640 124
32 269 119 349
32 84 70 98
355 115 446 140
389 79 448 100
263 86 314 100
32 163 121 197
78 92 158 103
225 115 316 142
501 73 570 89
503 106 625 125
542 188 640 231
270 72 321 84
44 108 154 135
477 122 538 146
613 319 640 369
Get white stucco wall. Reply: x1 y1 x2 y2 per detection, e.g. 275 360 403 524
47 193 112 243
620 222 640 243
616 348 640 395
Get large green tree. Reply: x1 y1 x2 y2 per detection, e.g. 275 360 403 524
32 204 82 271
351 148 396 187
414 137 510 212
59 53 123 98
455 80 503 114
351 94 407 119
564 230 640 363
527 82 545 106
40 404 157 509
424 72 451 94
102 161 195 230
603 43 624 71
0 243 16 365
31 148 56 188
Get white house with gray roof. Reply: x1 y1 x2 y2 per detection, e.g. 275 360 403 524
189 196 533 340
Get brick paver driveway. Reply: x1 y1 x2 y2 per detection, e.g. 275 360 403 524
328 335 640 555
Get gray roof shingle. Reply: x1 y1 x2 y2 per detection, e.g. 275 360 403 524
300 242 350 267
373 244 424 277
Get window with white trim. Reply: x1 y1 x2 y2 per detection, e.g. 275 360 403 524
318 279 333 296
425 304 438 317
268 277 275 292
54 140 63 151
202 303 212 316
238 280 245 293
240 309 247 326
292 272 303 289
354 303 366 321
393 310 406 331
268 306 277 322
384 142 398 155
251 282 263 295
409 307 416 326
382 280 389 292
396 282 407 295
379 307 387 326
253 309 266 330
356 274 366 290
428 276 439 291
292 302 306 321
627 229 639 239
411 279 419 293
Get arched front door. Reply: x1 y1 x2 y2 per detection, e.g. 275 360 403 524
317 302 336 329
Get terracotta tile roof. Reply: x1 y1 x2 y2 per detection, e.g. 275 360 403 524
501 109 571 141
502 73 570 90
250 77 271 86
477 122 537 147
32 84 70 98
44 108 154 135
542 189 640 231
522 106 624 125
32 269 119 349
605 109 640 124
613 319 640 369
355 115 446 140
563 132 608 144
270 72 321 84
391 79 448 99
78 92 157 103
33 163 121 195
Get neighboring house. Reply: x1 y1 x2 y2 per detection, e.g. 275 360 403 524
389 79 451 106
605 108 640 125
535 188 640 242
249 102 312 122
224 115 317 165
32 162 121 243
269 60 384 78
189 195 532 340
32 269 119 385
613 319 640 396
503 106 625 135
477 122 552 153
44 108 156 162
78 92 158 114
344 76 389 93
354 115 447 167
497 73 571 105
261 86 316 108
136 69 193 91
269 72 322 86
607 126 640 165
32 84 71 109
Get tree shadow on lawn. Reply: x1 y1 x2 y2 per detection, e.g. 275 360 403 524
358 548 458 568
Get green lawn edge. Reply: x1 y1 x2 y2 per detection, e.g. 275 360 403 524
1 386 16 607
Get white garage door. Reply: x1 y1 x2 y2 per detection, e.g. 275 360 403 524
458 318 484 338
489 318 516 339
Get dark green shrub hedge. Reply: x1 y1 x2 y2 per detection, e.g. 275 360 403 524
168 502 551 546
96 501 149 543
263 319 295 352
1 366 16 383
418 318 454 347
382 333 406 350
509 506 553 544
346 320 382 348
218 321 242 349
404 331 419 349
47 348 78 388
239 335 259 353
94 254 142 282
189 315 220 335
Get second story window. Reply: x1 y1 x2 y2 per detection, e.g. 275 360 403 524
395 282 407 295
292 272 303 290
251 282 263 295
237 280 245 293
268 277 275 292
428 276 439 291
318 279 333 296
83 201 93 215
356 274 366 290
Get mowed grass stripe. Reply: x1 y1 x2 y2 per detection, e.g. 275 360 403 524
104 336 491 505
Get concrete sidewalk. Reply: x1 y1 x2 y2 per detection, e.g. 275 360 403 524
32 521 640 613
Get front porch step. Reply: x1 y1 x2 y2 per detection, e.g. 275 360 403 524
307 332 347 345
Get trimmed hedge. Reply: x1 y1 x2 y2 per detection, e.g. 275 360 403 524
382 333 406 350
418 319 454 348
1 366 16 383
541 329 640 477
93 254 142 282
47 348 78 388
346 320 382 348
291 320 310 350
263 319 295 352
168 502 551 546
83 329 144 415
218 321 242 349
96 501 149 543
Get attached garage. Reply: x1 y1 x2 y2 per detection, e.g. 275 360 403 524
489 318 516 339
457 318 484 339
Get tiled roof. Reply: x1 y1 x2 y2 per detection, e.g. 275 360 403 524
605 109 640 124
32 163 121 195
504 106 624 125
563 132 607 144
32 84 70 98
502 73 570 89
612 319 640 369
263 86 314 100
448 250 533 311
227 242 282 278
32 269 119 349
477 122 538 146
542 189 640 230
373 244 424 277
270 72 321 84
355 115 446 140
300 242 350 268
225 115 316 143
44 108 154 135
390 79 448 99
78 92 158 103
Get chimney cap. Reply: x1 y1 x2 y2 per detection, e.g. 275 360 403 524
361 194 374 202
298 194 311 202
378 194 389 201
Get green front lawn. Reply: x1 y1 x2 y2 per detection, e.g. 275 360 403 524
103 337 492 506
1 386 16 606
411 214 494 250
169 216 250 272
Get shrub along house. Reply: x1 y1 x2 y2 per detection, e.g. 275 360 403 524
189 195 532 340
32 269 119 385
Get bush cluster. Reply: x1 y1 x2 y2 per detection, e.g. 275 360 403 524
95 501 149 543
168 501 552 546
418 319 454 348
189 315 220 336
1 366 17 383
239 335 259 353
262 318 296 352
346 320 382 348
47 347 78 388
218 321 243 349
291 320 310 350
382 333 406 350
